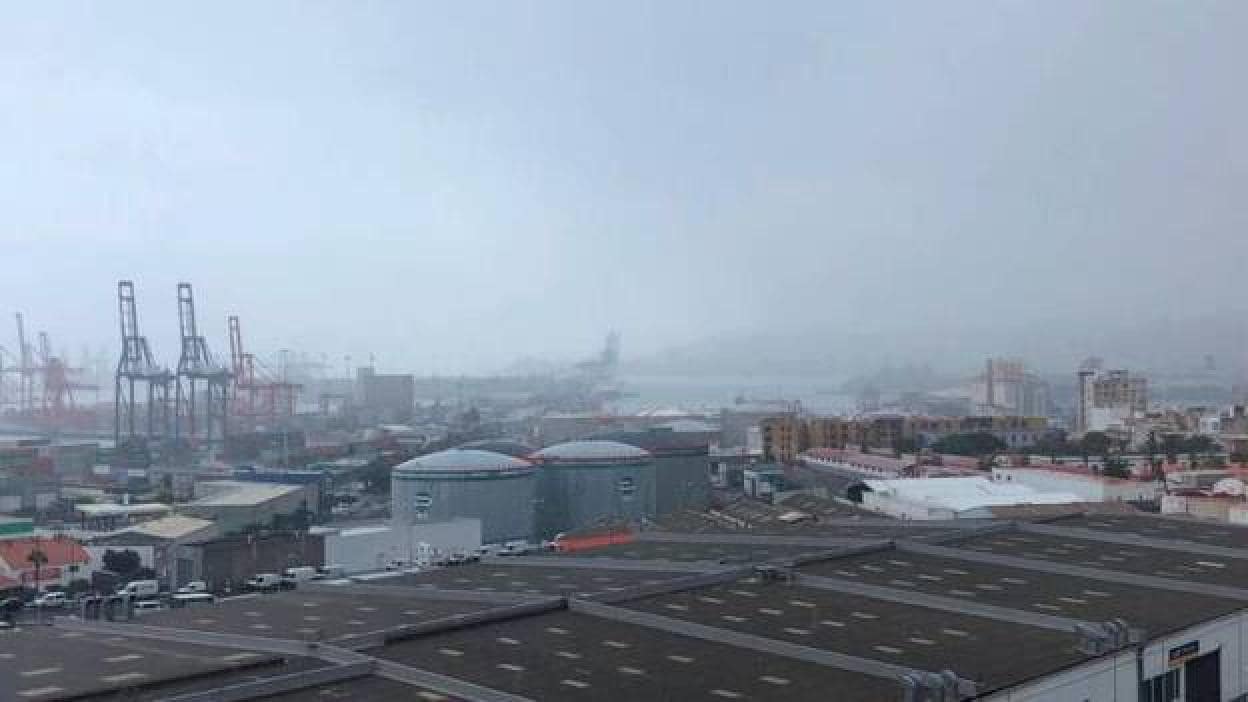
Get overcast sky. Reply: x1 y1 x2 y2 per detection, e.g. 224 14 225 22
1 2 1245 375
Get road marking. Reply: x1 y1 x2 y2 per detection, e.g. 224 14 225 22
18 687 64 697
100 672 149 683
561 679 590 689
221 652 261 662
103 654 143 663
21 668 61 677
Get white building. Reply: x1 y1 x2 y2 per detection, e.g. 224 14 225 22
858 476 1082 520
992 466 1163 503
316 517 481 574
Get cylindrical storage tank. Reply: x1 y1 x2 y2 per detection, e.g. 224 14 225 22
531 440 655 539
456 439 535 459
392 449 536 544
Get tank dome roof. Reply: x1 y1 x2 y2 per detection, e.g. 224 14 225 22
531 440 650 463
394 449 533 476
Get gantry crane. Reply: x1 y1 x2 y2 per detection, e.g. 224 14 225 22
114 281 172 445
227 315 300 428
173 283 230 449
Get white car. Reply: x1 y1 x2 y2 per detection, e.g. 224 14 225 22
177 581 207 594
33 592 68 608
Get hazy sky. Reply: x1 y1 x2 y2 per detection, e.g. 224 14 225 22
2 2 1245 375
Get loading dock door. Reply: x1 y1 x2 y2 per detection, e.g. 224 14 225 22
1184 649 1221 702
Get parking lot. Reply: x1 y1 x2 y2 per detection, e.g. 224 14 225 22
132 589 495 644
369 562 688 598
0 624 294 700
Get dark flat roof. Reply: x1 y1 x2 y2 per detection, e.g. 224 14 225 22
0 625 293 701
562 540 818 563
376 610 902 702
132 590 491 644
243 674 440 702
620 575 1088 693
800 547 1245 637
370 563 686 598
1053 513 1248 548
955 530 1248 590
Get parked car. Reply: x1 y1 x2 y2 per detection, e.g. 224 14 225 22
280 566 318 589
33 592 68 608
499 541 530 556
134 600 165 614
313 564 346 580
176 581 207 594
170 592 215 608
245 573 282 592
117 580 160 599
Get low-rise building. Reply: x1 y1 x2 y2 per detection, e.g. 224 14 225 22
174 530 324 592
0 535 91 591
89 515 219 587
857 476 1082 519
182 480 318 534
992 465 1164 503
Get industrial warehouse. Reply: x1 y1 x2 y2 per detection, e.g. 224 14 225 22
4 509 1248 701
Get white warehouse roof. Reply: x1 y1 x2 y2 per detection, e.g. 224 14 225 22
190 480 306 507
863 476 1082 513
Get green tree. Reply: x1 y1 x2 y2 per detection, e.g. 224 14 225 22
26 547 48 591
1079 431 1112 458
1161 434 1183 464
932 432 1007 458
102 549 142 578
1102 455 1131 479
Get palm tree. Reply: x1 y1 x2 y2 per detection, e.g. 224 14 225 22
27 545 48 593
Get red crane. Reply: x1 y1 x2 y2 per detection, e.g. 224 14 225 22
227 315 299 428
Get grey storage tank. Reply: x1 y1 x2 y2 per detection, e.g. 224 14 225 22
593 421 714 516
391 449 536 544
531 440 655 538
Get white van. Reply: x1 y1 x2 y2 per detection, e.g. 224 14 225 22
281 566 318 588
170 592 215 608
313 564 345 580
246 573 282 591
117 580 160 599
33 592 68 608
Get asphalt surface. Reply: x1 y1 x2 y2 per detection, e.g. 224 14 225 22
561 540 818 563
621 575 1088 693
955 530 1248 589
1049 513 1248 548
0 624 289 701
368 563 687 598
130 590 492 644
375 610 902 702
799 546 1246 637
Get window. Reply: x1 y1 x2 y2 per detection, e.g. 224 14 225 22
1139 670 1180 702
